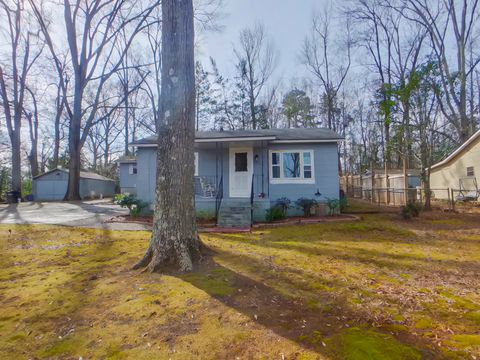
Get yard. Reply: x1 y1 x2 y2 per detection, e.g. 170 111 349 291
0 202 479 359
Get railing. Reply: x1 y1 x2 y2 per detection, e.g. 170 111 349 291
215 176 223 220
250 174 255 226
195 176 218 198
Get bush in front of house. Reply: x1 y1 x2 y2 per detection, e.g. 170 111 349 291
275 197 292 217
326 198 341 216
115 193 149 217
401 201 423 220
265 206 286 222
295 198 318 217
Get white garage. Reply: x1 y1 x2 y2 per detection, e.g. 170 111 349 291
33 168 116 201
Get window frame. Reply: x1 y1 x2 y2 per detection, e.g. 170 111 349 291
128 164 137 175
269 149 315 184
194 152 199 176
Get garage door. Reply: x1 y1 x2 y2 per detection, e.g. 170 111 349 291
36 180 68 201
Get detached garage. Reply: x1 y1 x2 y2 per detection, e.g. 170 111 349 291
33 168 116 201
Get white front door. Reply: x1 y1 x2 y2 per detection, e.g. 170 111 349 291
229 147 253 198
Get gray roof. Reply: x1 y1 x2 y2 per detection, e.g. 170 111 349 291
34 168 115 182
132 128 343 145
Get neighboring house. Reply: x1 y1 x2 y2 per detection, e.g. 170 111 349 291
33 168 116 201
430 129 480 199
131 128 343 226
118 159 137 195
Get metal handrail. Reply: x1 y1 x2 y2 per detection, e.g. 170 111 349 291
215 176 223 220
250 174 255 226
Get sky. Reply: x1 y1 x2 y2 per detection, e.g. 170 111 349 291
199 0 322 82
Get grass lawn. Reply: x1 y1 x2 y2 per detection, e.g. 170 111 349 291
0 201 479 359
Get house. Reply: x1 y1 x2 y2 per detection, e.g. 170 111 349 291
33 168 116 201
430 129 480 199
118 159 137 195
131 128 343 226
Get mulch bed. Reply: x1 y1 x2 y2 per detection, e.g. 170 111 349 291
106 214 360 233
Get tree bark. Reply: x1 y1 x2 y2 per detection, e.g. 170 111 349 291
134 0 199 273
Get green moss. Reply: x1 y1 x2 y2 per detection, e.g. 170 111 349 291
465 310 480 323
39 337 86 357
414 317 434 329
447 334 480 348
328 327 422 360
180 268 235 297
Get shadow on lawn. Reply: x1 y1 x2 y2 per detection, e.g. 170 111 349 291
179 246 447 360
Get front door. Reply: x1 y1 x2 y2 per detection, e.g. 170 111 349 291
229 147 253 198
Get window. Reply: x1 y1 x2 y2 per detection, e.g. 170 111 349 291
128 164 137 175
194 152 199 176
235 152 248 172
467 166 475 177
270 150 315 183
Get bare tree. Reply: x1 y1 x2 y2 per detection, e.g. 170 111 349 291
0 0 42 195
302 5 352 132
134 0 200 272
400 0 480 141
234 23 277 130
30 0 160 200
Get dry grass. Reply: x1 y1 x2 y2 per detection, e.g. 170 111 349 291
0 202 479 359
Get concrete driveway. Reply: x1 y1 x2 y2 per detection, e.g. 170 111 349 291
0 200 149 230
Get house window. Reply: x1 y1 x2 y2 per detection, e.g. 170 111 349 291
467 166 475 177
194 152 199 176
235 152 248 172
270 150 315 183
129 164 137 175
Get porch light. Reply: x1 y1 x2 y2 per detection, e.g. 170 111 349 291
315 189 322 197
254 154 259 162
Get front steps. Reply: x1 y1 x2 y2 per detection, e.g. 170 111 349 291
217 198 252 228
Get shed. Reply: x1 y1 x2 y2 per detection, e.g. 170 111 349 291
118 159 137 195
430 130 480 199
33 168 116 201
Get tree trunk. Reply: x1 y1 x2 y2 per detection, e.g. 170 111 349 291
11 128 22 194
65 107 82 200
134 0 199 273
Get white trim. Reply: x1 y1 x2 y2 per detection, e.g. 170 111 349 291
431 129 480 171
229 147 253 198
271 139 342 144
269 149 315 184
194 152 199 176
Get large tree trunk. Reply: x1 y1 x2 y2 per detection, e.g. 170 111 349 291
134 0 199 273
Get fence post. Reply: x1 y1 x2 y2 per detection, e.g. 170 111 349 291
450 188 455 212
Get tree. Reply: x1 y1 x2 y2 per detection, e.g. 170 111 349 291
233 23 277 130
302 5 352 132
282 89 315 128
195 61 217 130
401 0 480 142
0 0 42 195
134 0 200 272
30 0 159 200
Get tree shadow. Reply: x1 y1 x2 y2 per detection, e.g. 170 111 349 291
178 246 447 360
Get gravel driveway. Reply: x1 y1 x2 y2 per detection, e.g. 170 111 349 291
0 200 150 230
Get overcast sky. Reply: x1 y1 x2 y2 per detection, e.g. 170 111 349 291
199 0 321 82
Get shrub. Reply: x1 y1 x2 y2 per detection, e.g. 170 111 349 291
115 193 148 217
401 201 423 220
295 198 318 217
265 206 285 222
275 197 292 217
339 197 348 212
326 198 341 216
196 210 216 223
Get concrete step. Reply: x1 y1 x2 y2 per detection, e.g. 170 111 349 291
217 199 252 228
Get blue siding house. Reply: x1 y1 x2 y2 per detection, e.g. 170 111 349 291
131 128 342 227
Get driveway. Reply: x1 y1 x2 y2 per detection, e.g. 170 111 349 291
0 200 150 230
